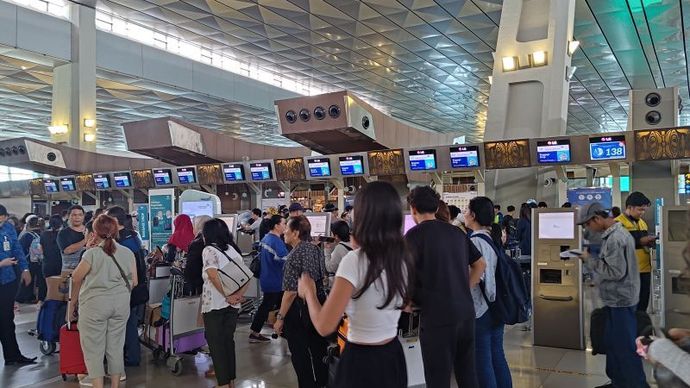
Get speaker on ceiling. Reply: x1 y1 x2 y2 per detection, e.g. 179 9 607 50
628 87 680 130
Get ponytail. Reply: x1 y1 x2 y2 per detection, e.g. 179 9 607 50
102 235 116 256
93 214 118 256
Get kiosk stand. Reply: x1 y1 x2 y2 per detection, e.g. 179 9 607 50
658 206 690 329
532 208 584 350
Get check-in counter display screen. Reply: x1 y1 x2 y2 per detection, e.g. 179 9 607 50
223 164 245 182
538 212 575 239
250 163 273 181
44 179 59 193
93 174 111 190
153 169 173 186
408 149 437 171
60 177 77 192
590 135 626 161
450 146 479 168
537 139 571 164
176 167 197 185
307 158 331 178
113 172 132 188
339 156 364 176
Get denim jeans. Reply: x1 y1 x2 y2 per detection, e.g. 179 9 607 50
605 306 649 388
124 304 144 366
475 311 512 388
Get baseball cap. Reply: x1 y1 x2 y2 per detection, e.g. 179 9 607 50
0 205 7 216
576 202 609 225
288 202 304 212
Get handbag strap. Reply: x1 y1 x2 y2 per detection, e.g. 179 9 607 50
102 247 131 292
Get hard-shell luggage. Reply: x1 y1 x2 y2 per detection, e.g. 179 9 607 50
59 322 86 380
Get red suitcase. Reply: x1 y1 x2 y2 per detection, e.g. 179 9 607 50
59 321 87 380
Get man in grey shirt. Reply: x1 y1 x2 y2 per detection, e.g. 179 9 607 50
577 202 648 388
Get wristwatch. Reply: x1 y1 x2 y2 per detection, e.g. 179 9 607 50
276 313 284 321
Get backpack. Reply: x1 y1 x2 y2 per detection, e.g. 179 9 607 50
29 232 43 263
473 233 531 325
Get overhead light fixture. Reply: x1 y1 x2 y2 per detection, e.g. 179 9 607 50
531 51 547 66
83 118 96 128
502 56 517 72
48 125 68 135
488 76 493 85
83 133 96 142
568 40 580 56
566 66 578 81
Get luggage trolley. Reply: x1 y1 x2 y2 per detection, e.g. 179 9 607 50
152 271 206 376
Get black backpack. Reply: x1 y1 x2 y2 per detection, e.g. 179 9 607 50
473 233 531 325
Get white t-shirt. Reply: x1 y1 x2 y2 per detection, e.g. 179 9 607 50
201 245 242 314
335 249 403 344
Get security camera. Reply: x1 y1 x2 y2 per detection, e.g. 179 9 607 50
299 109 311 122
47 152 57 162
328 105 341 118
645 110 662 125
314 106 326 120
543 177 556 187
285 110 297 124
645 92 661 107
361 115 370 130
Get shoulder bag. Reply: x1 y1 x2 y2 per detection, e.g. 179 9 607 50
103 247 131 293
211 245 252 296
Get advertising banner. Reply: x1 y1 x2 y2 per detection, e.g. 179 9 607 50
567 187 612 210
136 204 150 250
149 189 175 250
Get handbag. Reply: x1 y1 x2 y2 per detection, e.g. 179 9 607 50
211 245 252 296
249 254 261 278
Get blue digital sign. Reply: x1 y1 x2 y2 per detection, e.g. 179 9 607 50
450 146 479 168
536 139 571 164
176 167 196 185
93 174 111 190
153 169 173 185
589 135 626 161
44 179 59 193
113 172 131 188
339 156 364 176
223 163 245 182
409 149 437 171
250 163 272 181
60 177 76 192
307 158 331 177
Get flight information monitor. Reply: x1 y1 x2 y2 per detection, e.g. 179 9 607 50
93 174 111 190
339 156 364 176
176 167 197 185
589 135 626 161
250 162 273 181
449 145 480 168
60 177 77 192
222 163 245 182
113 172 132 188
153 169 173 186
44 179 59 193
408 149 437 171
307 158 331 178
536 139 571 164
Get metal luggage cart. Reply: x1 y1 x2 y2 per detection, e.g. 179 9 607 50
151 272 206 376
239 252 262 317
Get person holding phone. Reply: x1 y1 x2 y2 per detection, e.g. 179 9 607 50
57 205 88 271
0 204 35 366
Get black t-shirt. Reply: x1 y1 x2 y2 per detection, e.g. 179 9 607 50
57 227 86 270
259 218 271 241
40 230 62 277
405 219 482 328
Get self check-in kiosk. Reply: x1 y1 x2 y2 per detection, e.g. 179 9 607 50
659 206 690 329
532 208 584 350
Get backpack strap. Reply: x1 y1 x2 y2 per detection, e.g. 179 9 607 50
471 232 500 306
339 242 353 251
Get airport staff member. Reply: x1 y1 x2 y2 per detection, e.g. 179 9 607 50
615 192 655 312
577 202 648 388
0 204 36 366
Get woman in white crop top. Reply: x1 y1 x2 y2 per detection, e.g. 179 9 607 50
298 181 411 388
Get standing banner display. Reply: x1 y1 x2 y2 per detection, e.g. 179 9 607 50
137 204 150 251
567 187 612 210
149 189 175 250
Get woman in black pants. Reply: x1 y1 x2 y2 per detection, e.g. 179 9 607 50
273 216 329 388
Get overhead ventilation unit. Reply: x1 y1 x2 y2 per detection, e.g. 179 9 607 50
628 87 680 130
345 95 376 142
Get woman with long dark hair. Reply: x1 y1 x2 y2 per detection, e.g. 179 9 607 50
297 181 411 388
517 203 535 256
273 215 329 388
40 215 64 277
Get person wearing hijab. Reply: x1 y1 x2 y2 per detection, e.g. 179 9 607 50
164 214 195 262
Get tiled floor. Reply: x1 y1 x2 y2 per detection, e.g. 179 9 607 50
1 303 656 388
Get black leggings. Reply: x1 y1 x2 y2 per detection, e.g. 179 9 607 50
250 291 282 333
638 272 651 312
203 306 239 386
284 304 329 388
334 338 407 388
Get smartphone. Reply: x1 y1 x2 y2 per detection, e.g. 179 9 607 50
318 236 335 243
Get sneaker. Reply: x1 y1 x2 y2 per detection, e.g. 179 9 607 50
78 378 93 387
106 374 126 382
249 333 270 343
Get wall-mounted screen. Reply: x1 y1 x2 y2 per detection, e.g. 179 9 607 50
536 139 571 164
181 200 214 219
449 146 480 168
176 167 197 185
589 135 626 161
222 163 245 182
403 214 416 234
305 214 331 237
113 172 132 188
153 169 173 186
250 162 273 181
60 177 77 192
408 149 437 171
307 158 331 178
538 212 575 239
44 179 59 193
339 156 364 176
93 174 111 190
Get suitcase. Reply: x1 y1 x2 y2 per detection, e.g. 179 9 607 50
36 300 67 355
59 322 87 380
156 325 206 354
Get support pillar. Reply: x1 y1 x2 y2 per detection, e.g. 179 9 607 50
484 0 576 206
51 3 97 150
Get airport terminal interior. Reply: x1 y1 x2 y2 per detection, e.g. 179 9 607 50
1 0 690 387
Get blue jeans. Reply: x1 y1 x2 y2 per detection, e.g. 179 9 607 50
124 304 144 366
475 311 512 388
605 306 649 388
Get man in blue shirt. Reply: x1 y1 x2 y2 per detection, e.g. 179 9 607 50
0 204 36 365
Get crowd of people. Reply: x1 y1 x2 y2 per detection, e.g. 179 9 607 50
0 186 688 388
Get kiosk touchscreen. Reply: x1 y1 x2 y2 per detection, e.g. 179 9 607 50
179 190 221 222
44 179 59 193
222 163 245 182
176 167 197 185
60 177 77 192
305 213 331 237
660 207 690 329
181 200 214 219
153 169 173 186
93 174 111 190
449 145 479 168
339 156 364 176
307 158 331 178
113 172 132 188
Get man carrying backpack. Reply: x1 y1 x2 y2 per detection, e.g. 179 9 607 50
17 215 46 303
405 186 486 388
577 202 649 388
465 197 513 388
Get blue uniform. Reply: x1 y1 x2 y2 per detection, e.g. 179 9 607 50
0 221 30 362
0 222 28 285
